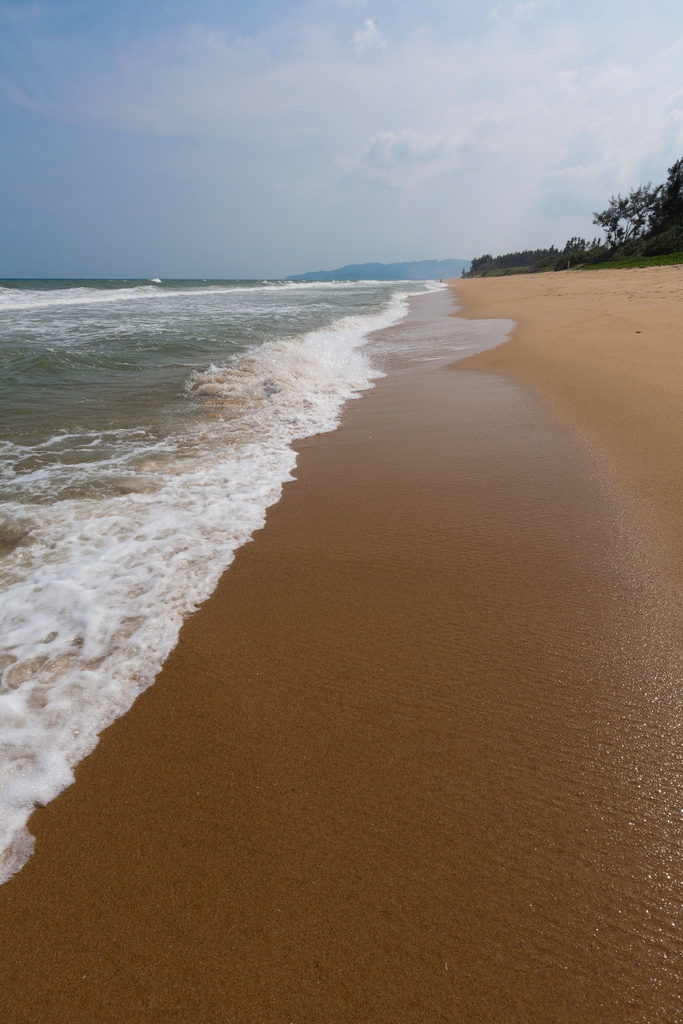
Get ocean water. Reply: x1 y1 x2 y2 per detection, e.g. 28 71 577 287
0 277 437 883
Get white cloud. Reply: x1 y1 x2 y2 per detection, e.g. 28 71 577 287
4 1 683 268
341 129 466 187
353 18 386 56
514 2 538 18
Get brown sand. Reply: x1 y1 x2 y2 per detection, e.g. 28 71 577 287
456 266 683 572
2 286 683 1022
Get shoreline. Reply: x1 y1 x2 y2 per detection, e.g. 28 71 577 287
2 285 683 1020
453 266 683 578
0 278 416 886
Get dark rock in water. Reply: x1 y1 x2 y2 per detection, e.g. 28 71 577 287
287 259 470 282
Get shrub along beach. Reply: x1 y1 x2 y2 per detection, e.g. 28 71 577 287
464 156 683 275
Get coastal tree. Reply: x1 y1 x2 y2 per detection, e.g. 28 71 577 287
464 247 560 276
592 183 659 248
469 254 493 274
467 158 683 276
650 157 683 232
555 236 605 269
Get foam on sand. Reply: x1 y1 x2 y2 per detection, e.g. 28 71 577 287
0 290 409 883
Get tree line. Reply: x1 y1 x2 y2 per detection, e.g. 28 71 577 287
464 157 683 276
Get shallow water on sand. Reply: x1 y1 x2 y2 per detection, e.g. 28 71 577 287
0 277 448 882
1 300 683 1021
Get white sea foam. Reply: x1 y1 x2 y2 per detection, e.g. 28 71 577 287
0 279 372 314
0 289 409 883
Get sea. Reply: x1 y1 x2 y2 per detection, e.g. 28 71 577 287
0 276 446 883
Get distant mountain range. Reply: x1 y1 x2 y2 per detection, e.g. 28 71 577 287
287 259 470 282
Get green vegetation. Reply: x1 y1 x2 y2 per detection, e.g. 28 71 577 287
466 248 559 276
464 238 603 277
590 251 683 270
463 157 683 276
479 266 534 276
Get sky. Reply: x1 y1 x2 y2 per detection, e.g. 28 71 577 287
1 0 683 278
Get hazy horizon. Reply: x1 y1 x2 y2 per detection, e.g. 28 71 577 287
1 1 682 278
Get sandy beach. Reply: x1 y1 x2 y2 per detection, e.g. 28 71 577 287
457 266 683 577
2 278 683 1021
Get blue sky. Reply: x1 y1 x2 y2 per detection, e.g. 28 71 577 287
1 0 683 277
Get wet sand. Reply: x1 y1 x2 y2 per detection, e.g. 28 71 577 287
2 286 683 1021
456 266 683 573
